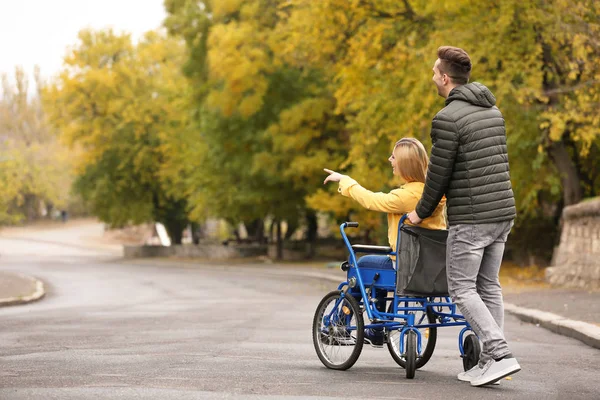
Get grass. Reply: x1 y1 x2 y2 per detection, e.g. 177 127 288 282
499 261 549 291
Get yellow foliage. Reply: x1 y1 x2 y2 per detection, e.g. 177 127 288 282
213 0 245 19
274 0 600 222
0 67 73 222
41 29 193 226
162 0 600 238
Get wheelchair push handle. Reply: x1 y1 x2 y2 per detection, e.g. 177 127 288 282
341 214 409 254
399 214 408 226
394 214 410 254
339 222 358 250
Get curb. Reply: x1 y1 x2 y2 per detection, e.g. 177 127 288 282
0 275 46 307
308 269 600 350
504 303 600 350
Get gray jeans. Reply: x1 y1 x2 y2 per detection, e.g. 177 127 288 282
446 220 514 366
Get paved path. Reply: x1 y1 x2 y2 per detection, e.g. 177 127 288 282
0 225 599 399
1 221 600 399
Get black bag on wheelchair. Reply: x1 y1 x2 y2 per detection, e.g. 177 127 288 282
396 225 449 296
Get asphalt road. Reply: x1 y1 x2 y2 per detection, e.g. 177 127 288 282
1 231 599 399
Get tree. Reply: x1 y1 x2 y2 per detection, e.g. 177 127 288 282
0 67 72 223
165 0 352 256
42 29 194 243
165 0 600 262
276 0 600 260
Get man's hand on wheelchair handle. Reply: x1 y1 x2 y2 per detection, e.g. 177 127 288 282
323 168 345 184
407 210 423 225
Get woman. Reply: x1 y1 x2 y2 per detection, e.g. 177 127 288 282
323 137 447 345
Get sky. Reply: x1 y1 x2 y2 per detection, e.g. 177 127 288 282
0 0 167 81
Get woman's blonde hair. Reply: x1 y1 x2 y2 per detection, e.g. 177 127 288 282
393 138 429 183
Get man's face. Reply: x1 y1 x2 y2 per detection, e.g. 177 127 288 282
432 58 447 98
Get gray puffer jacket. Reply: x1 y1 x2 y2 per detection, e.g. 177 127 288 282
415 82 516 225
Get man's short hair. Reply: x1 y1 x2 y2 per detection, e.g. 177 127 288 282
437 46 471 85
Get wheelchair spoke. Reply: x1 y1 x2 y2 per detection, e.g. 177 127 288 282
313 291 364 370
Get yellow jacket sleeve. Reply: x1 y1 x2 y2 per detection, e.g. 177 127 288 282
338 176 413 214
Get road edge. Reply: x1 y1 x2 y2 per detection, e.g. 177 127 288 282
504 303 600 350
0 275 46 307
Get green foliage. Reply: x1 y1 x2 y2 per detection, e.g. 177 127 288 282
42 29 193 242
33 1 598 257
164 0 351 238
277 0 599 246
162 0 599 252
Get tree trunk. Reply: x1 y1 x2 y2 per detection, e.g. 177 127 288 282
163 217 186 245
363 229 372 244
269 219 275 243
305 210 318 259
46 202 54 219
547 139 583 207
245 218 265 243
23 194 38 221
232 226 241 243
276 220 283 260
191 221 201 245
155 198 189 245
539 39 583 208
284 218 298 240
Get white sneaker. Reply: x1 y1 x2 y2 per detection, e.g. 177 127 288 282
458 365 500 385
471 357 521 387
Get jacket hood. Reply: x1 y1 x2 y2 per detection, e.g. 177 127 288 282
445 82 496 108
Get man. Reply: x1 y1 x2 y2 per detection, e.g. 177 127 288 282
407 46 520 387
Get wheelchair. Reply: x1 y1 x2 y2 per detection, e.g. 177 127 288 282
312 215 481 379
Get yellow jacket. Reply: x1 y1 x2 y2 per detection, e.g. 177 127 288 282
338 176 447 253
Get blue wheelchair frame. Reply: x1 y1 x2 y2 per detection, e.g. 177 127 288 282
335 215 475 356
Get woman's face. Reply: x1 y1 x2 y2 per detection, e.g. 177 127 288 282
388 149 398 176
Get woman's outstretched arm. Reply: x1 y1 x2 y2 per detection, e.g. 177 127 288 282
323 168 413 214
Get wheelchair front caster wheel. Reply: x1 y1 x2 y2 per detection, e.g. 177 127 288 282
462 333 481 371
405 330 417 379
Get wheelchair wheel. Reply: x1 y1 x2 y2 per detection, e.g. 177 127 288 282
387 305 437 369
405 330 417 379
462 334 481 371
312 290 364 370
